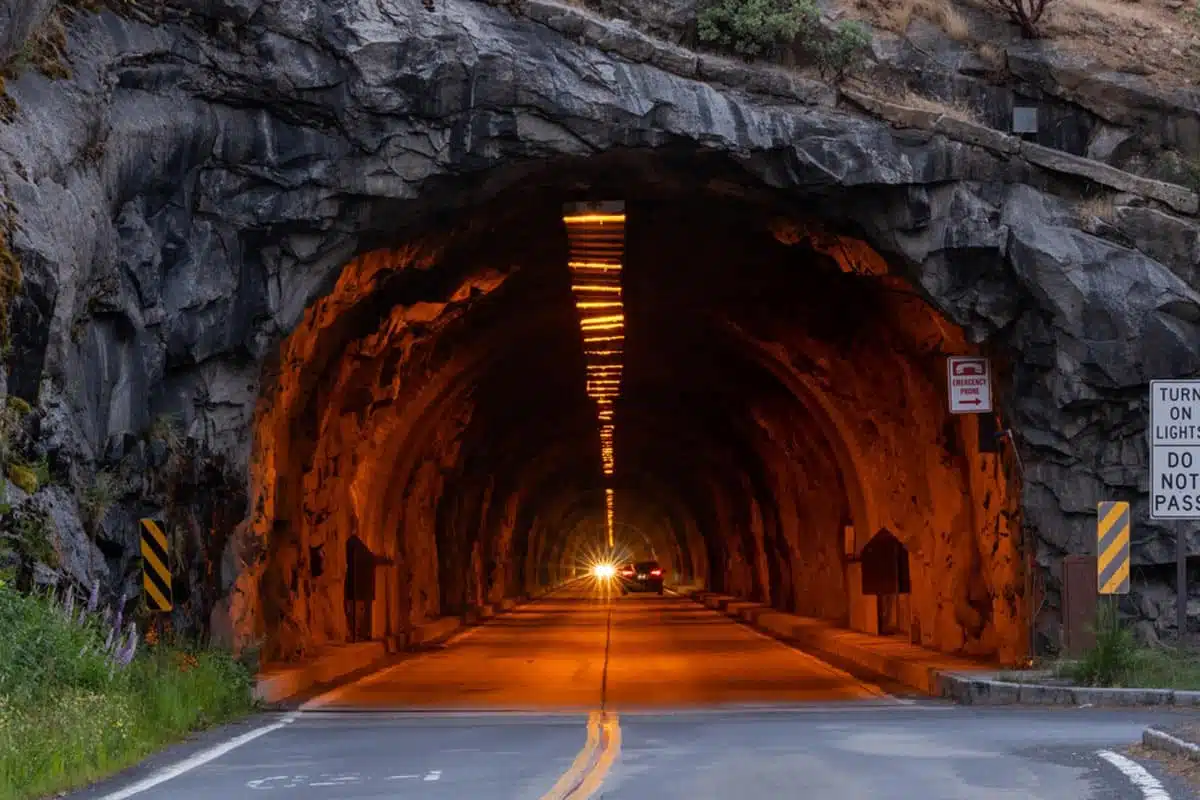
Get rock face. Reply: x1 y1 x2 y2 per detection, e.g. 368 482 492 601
0 0 1198 659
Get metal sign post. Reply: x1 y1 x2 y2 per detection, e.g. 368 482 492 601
1149 380 1199 640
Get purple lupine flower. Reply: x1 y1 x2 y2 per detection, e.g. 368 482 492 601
63 589 75 621
104 625 115 652
113 595 125 636
76 604 88 627
87 580 99 613
116 623 139 666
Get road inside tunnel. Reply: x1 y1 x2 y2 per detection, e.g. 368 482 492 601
307 585 893 712
240 151 1027 677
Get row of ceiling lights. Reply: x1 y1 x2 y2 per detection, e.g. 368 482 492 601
563 201 627 549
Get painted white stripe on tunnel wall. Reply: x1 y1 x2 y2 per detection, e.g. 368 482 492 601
1097 750 1172 800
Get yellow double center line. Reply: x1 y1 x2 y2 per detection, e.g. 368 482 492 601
539 710 622 800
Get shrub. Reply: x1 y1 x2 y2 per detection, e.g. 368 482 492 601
813 19 871 78
989 0 1054 38
0 581 255 798
697 0 871 75
1069 601 1138 687
80 469 119 533
698 0 820 59
31 455 50 488
11 511 57 567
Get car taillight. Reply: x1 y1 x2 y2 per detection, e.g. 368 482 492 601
650 569 662 576
620 569 634 576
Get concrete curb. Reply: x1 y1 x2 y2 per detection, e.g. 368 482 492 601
1143 727 1200 760
253 581 574 703
939 675 1200 707
681 588 1200 706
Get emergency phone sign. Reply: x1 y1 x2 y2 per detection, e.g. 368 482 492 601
1150 380 1200 520
947 357 992 415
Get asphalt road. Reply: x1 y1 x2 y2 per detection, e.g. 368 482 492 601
75 585 1200 800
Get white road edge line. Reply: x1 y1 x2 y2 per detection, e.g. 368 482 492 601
1097 750 1173 800
97 589 568 798
98 714 299 800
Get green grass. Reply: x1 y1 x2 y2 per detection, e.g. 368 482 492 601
0 581 257 799
1105 646 1200 690
1066 601 1200 690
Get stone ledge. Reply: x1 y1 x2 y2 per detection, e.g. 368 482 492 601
409 615 464 646
521 0 1200 216
841 87 1200 216
1020 141 1199 215
1143 727 1200 760
519 0 836 107
255 641 388 704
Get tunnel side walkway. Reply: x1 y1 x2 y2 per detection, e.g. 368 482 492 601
678 588 998 696
255 590 555 704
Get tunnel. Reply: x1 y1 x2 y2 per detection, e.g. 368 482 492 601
238 149 1026 667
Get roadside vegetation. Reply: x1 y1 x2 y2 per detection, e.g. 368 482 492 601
0 577 257 799
697 0 872 75
1067 602 1200 690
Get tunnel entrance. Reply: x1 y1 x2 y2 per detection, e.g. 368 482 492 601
238 150 1025 668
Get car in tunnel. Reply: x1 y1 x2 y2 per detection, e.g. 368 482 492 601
618 561 664 594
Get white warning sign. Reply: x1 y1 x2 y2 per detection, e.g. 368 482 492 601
1150 379 1200 520
947 357 993 415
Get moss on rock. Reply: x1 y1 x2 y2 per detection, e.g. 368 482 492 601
6 464 37 494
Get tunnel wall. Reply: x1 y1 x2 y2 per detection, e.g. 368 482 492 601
741 269 1021 660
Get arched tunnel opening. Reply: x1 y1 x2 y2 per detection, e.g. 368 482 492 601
240 149 1026 669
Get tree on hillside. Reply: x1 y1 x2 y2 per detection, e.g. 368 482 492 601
991 0 1054 38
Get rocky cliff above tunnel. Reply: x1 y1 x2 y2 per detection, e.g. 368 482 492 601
0 0 1199 659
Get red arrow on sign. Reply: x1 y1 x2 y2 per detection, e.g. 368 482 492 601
958 398 982 406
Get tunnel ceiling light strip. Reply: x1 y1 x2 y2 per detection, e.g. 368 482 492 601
568 266 624 275
564 201 627 549
563 214 626 225
571 284 622 293
575 301 625 310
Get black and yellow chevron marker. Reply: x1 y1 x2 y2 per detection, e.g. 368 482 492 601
139 518 172 611
1096 501 1130 595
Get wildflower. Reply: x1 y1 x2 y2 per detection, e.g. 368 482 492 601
116 623 139 666
113 593 126 633
87 580 99 613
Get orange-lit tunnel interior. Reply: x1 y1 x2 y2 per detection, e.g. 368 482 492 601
240 152 1026 667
